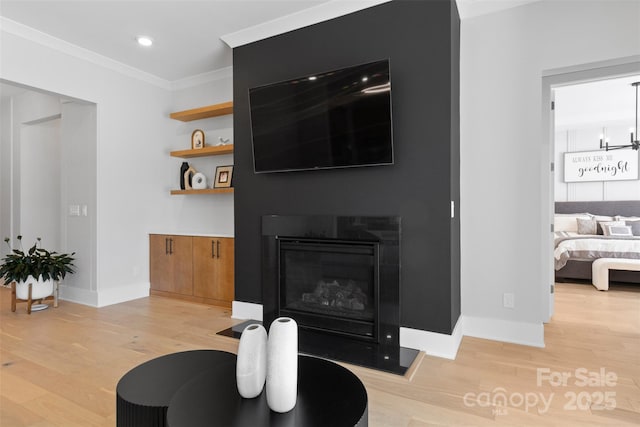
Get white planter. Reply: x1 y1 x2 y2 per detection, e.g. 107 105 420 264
16 275 54 300
236 323 267 398
266 317 298 413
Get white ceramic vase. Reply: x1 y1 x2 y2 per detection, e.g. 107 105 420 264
266 317 298 413
16 275 54 300
236 323 267 398
191 172 207 189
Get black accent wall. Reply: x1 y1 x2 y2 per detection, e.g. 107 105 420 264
233 0 460 334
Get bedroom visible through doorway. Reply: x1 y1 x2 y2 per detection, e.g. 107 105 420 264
550 73 640 320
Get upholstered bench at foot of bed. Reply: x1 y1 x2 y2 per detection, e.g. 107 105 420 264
592 258 640 291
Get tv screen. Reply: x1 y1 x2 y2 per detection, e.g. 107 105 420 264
249 59 393 173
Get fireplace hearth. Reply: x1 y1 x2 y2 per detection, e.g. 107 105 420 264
260 215 417 375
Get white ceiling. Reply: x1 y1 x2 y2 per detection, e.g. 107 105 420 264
0 0 543 84
0 0 331 82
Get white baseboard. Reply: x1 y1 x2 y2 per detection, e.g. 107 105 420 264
463 315 545 348
400 316 465 360
59 282 149 308
97 282 149 308
232 300 263 321
59 284 98 307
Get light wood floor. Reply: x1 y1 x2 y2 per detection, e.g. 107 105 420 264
1 282 639 426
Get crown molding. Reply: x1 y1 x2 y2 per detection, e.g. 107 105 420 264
170 66 233 91
220 0 392 48
0 17 172 90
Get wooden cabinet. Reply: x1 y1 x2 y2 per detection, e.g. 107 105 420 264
149 234 234 308
193 237 234 305
149 235 193 296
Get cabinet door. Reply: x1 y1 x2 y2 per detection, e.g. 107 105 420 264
193 237 234 303
149 235 193 295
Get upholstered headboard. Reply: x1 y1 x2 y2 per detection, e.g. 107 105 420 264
555 200 640 217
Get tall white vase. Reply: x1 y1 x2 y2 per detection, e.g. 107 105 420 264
266 317 298 413
236 324 267 398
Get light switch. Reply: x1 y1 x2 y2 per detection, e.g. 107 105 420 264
82 205 88 216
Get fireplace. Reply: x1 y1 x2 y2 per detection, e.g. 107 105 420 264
261 215 415 374
279 238 379 340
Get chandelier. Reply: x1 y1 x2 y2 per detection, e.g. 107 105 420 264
599 81 640 151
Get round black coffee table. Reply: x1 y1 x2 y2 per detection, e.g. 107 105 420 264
166 354 368 427
116 350 236 427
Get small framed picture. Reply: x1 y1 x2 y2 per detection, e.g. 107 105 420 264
214 165 233 188
191 129 205 149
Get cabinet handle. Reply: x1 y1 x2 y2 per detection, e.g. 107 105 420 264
169 238 173 255
211 240 215 258
217 240 221 259
165 238 169 255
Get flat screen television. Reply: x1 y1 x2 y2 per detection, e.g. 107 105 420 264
249 59 393 173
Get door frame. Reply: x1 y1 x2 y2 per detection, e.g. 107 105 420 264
540 55 640 322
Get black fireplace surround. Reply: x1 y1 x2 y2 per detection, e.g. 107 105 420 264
262 215 416 374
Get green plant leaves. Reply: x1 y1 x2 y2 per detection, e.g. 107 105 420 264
0 236 75 284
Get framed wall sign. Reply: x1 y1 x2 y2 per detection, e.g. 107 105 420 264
563 149 639 183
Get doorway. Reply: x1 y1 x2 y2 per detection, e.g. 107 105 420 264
0 81 97 294
541 56 640 322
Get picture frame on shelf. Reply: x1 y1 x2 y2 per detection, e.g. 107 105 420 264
191 129 205 149
214 165 233 188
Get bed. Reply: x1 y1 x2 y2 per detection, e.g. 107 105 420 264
554 200 640 285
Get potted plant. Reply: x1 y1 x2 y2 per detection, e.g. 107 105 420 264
0 236 75 300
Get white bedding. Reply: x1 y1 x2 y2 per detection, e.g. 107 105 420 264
554 232 640 270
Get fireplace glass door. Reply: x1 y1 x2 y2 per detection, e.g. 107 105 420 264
278 238 379 340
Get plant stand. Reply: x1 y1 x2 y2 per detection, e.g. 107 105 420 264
11 281 59 314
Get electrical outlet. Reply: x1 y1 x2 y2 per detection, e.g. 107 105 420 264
503 293 515 309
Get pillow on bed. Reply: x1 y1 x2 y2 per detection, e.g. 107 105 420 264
604 225 633 237
554 214 592 232
599 221 626 236
591 215 615 234
576 218 597 235
626 220 640 236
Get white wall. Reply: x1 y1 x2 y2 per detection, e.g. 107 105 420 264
163 75 235 237
60 101 97 295
1 23 235 306
0 97 11 259
0 27 199 305
9 91 62 246
20 117 61 249
460 0 640 344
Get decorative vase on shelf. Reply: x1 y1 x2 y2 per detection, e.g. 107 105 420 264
266 317 298 413
236 324 267 398
183 166 197 190
191 172 207 190
179 162 189 190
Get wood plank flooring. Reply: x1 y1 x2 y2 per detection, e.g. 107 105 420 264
1 282 638 426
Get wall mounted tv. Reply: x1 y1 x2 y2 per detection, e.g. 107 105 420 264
249 59 393 173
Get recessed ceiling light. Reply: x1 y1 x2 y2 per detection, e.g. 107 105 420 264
136 36 153 47
308 76 317 81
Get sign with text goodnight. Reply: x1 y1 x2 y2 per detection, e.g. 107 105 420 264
564 150 639 183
